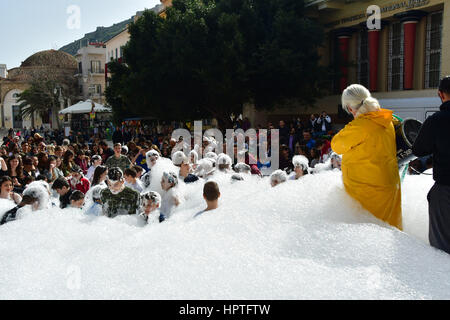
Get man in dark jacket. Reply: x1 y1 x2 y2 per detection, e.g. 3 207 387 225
52 177 73 209
278 120 289 146
279 145 293 173
99 141 114 163
412 76 450 254
315 111 332 137
112 127 123 144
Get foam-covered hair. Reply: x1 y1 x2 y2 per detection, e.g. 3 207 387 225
234 162 251 173
189 150 199 164
162 171 178 186
27 180 51 195
90 184 107 200
146 149 160 163
194 158 215 177
23 182 50 210
330 151 342 161
107 167 123 182
172 151 189 166
270 169 287 183
217 153 232 166
292 155 309 171
141 191 162 206
205 152 218 162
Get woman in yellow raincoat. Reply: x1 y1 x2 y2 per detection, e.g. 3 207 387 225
331 84 402 230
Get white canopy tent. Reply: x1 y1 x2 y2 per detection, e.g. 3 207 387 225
377 96 441 122
59 99 112 115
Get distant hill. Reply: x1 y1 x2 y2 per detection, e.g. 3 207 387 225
59 17 133 56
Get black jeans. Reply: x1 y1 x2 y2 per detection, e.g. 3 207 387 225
428 183 450 254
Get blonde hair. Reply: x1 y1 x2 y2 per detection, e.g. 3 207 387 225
341 84 380 117
47 145 55 155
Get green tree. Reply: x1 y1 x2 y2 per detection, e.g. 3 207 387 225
107 0 326 129
16 81 52 128
16 67 78 129
105 61 138 125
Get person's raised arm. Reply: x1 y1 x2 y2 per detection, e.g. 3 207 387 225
0 157 7 172
132 149 143 165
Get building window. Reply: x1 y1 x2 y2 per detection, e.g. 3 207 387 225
388 22 404 91
88 84 102 96
425 11 443 89
111 50 114 61
90 60 101 73
115 48 118 59
78 62 83 74
120 46 124 58
357 29 369 89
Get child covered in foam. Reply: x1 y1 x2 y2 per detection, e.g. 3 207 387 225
139 191 162 224
159 171 182 222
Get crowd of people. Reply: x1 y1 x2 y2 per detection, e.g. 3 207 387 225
2 77 447 260
0 110 343 226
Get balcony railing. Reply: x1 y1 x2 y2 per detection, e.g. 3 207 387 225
89 69 105 74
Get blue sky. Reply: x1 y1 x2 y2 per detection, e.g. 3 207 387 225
0 0 160 69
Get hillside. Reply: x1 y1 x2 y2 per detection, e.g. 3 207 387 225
59 17 133 56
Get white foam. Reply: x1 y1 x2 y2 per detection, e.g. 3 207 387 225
0 170 448 299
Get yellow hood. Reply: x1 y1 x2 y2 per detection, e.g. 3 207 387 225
357 109 394 128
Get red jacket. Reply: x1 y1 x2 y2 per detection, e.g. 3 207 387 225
75 158 89 175
245 153 262 176
69 177 91 194
321 140 331 159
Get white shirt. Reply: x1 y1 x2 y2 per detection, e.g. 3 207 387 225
160 187 181 219
125 179 144 193
86 165 97 182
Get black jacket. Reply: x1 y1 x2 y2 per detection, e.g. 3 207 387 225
412 100 450 186
278 126 289 145
112 130 123 144
1 206 20 225
60 189 73 209
315 116 332 132
184 174 199 184
279 155 293 173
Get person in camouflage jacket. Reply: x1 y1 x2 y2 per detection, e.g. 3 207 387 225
100 167 140 218
105 143 132 173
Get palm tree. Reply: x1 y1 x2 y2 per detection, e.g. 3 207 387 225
16 80 64 129
16 82 50 128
